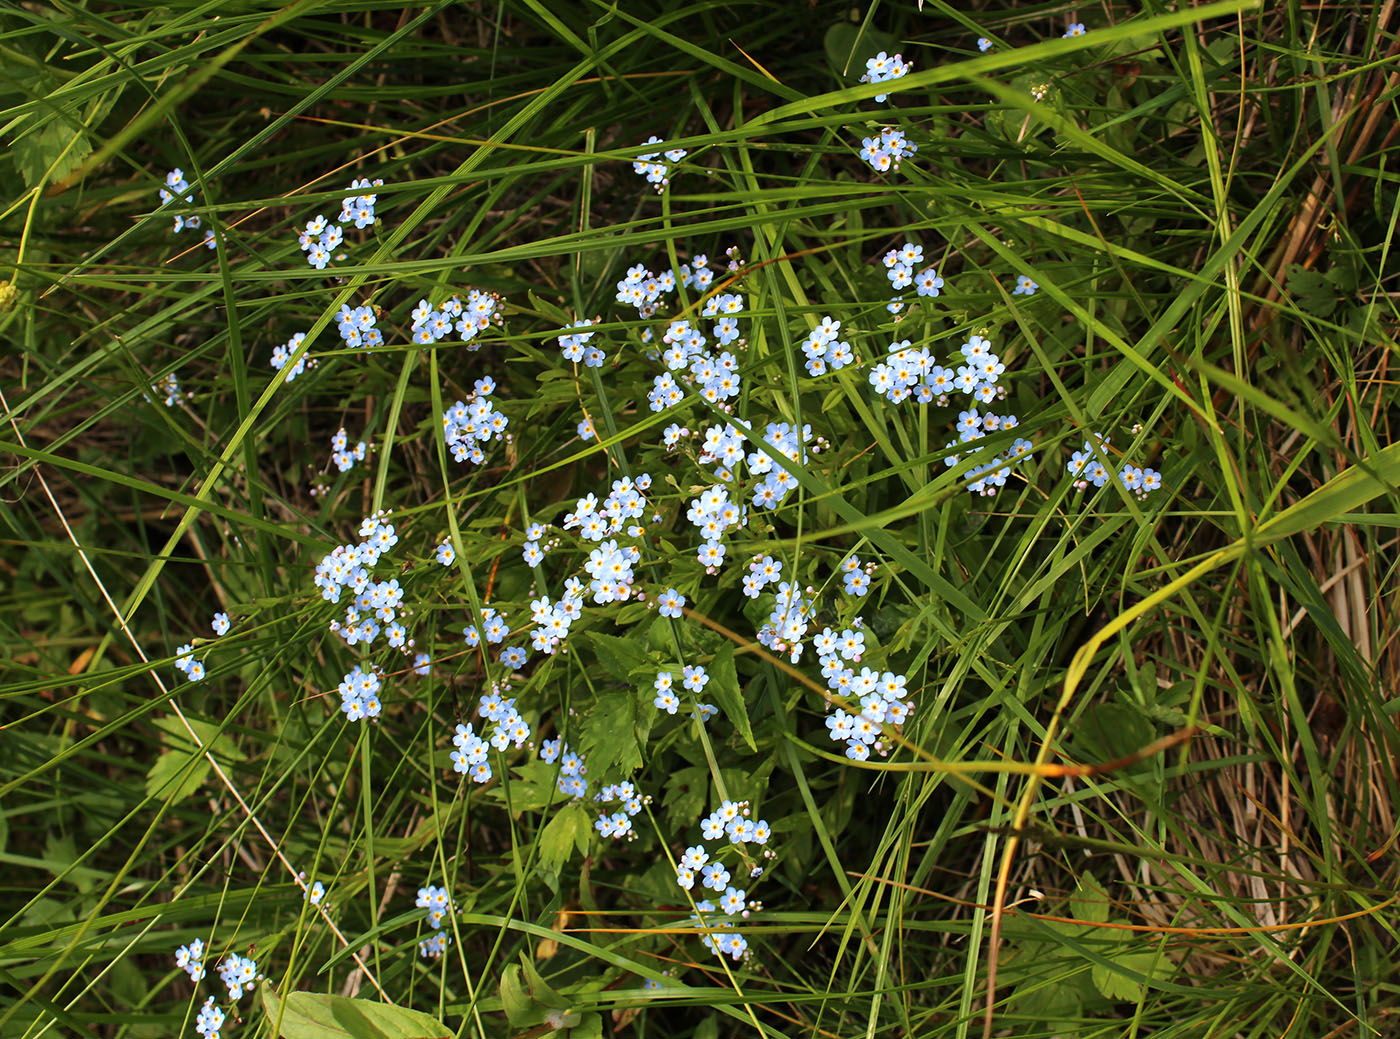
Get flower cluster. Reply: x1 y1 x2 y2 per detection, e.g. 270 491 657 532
757 581 814 662
541 738 589 798
745 422 820 509
297 178 382 269
315 512 416 660
151 372 185 408
195 998 224 1039
174 641 205 683
166 613 226 688
675 800 774 962
415 884 453 958
799 315 854 376
632 136 687 191
652 666 716 716
330 427 368 473
840 555 875 597
337 664 383 722
678 254 716 292
584 538 644 604
175 939 206 982
820 650 913 762
269 332 314 383
881 241 944 305
615 263 676 322
412 289 499 347
455 689 534 779
592 781 650 840
297 214 341 271
1066 433 1163 496
741 555 783 599
525 585 584 655
339 177 383 228
461 605 508 647
564 474 654 545
860 50 911 102
449 721 492 784
442 376 508 464
217 953 259 1002
335 303 384 350
521 521 556 568
941 408 1032 495
557 318 606 367
158 168 214 248
859 127 917 173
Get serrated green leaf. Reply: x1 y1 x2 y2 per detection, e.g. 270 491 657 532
1089 932 1172 1002
664 765 708 831
145 717 243 803
537 802 590 875
1285 263 1336 317
13 120 93 190
1069 873 1110 926
1069 703 1153 766
584 630 653 677
260 988 451 1039
579 690 644 776
705 644 755 751
493 761 563 814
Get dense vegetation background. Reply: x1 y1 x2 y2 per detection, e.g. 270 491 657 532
3 1 1399 1037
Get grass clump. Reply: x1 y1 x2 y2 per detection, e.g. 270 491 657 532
3 2 1399 1038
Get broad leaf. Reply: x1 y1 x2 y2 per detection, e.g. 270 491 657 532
260 989 451 1039
146 717 243 803
536 803 591 876
705 643 755 750
580 690 645 776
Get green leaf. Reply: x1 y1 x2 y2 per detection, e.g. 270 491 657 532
537 803 591 875
145 717 244 803
260 988 451 1039
1090 932 1172 1002
584 630 653 677
527 290 573 326
1069 873 1110 926
1011 975 1085 1022
663 765 708 831
12 119 93 190
579 690 644 776
499 955 570 1027
493 761 564 814
519 955 571 1009
705 643 756 751
499 965 541 1027
1069 703 1153 765
1285 263 1337 317
822 21 897 78
555 1011 602 1037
